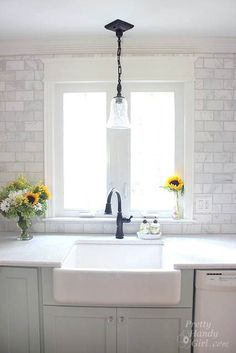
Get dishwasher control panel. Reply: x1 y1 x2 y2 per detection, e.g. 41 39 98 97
196 270 236 290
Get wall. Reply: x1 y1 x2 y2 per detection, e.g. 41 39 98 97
0 54 235 235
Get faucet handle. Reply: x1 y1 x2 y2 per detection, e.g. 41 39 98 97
122 215 133 223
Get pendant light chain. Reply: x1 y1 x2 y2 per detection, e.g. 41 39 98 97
116 33 122 97
105 19 134 128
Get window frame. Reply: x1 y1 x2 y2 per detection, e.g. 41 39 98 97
44 56 194 219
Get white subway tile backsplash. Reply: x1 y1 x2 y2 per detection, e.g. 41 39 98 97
214 111 234 120
222 204 236 213
223 79 236 89
6 101 24 111
203 183 222 193
212 214 231 224
16 91 33 101
215 90 233 100
84 223 104 234
0 82 5 91
223 184 236 193
201 224 221 233
204 58 224 68
215 69 234 79
64 223 84 233
0 152 15 162
206 100 224 111
195 90 214 99
223 100 236 110
195 68 215 78
0 54 236 235
195 132 213 142
24 100 43 111
195 58 204 68
25 142 43 152
182 224 202 234
195 79 204 89
195 152 213 163
203 79 223 89
16 70 34 81
195 111 214 120
214 132 234 142
221 224 236 233
204 142 223 152
25 121 43 131
224 143 236 152
213 194 232 204
0 72 15 81
6 60 24 71
213 173 233 183
195 121 204 131
195 214 212 224
214 152 233 163
223 163 236 173
204 163 223 173
224 59 235 69
195 173 213 183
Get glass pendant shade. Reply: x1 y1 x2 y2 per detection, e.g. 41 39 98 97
107 96 130 129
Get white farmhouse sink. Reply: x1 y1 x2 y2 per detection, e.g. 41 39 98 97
53 238 181 306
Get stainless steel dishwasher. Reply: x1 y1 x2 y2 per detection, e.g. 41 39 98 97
194 270 236 353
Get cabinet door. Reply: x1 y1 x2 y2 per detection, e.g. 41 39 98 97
44 306 116 353
117 308 192 353
0 267 40 353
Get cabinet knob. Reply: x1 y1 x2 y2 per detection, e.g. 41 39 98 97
107 316 113 323
118 316 124 323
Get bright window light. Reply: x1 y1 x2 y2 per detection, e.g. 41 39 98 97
63 92 107 210
131 92 175 213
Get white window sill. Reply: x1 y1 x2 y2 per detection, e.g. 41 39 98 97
43 217 196 225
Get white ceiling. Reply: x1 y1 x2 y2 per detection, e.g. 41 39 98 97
0 0 236 40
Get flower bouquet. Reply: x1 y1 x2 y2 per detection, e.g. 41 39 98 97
162 175 184 219
0 176 51 240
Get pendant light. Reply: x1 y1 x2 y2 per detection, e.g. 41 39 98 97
105 19 134 129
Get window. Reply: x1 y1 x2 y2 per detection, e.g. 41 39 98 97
44 57 194 219
63 91 107 210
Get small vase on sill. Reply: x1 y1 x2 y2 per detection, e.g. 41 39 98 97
17 215 33 241
172 192 184 220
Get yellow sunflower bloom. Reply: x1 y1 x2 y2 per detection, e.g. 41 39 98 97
165 175 184 192
39 185 51 199
25 192 40 205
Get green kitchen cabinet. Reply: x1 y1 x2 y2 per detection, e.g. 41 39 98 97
0 267 41 353
44 306 192 353
117 307 192 353
44 306 116 353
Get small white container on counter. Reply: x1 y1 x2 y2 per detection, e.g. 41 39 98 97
137 231 162 240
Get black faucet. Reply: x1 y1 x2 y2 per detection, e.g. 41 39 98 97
104 188 133 239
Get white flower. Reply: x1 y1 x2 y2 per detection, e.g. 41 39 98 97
34 203 42 211
0 199 11 212
8 190 25 200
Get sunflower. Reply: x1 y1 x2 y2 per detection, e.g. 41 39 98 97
25 192 39 205
165 175 184 192
39 185 51 199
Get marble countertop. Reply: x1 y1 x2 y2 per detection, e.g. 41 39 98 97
0 232 236 270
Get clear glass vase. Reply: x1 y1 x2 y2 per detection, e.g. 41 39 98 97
172 192 184 220
17 215 33 241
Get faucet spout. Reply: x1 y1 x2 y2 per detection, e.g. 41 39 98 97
104 188 132 239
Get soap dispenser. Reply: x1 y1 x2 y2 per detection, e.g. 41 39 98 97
150 217 160 235
139 217 150 234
